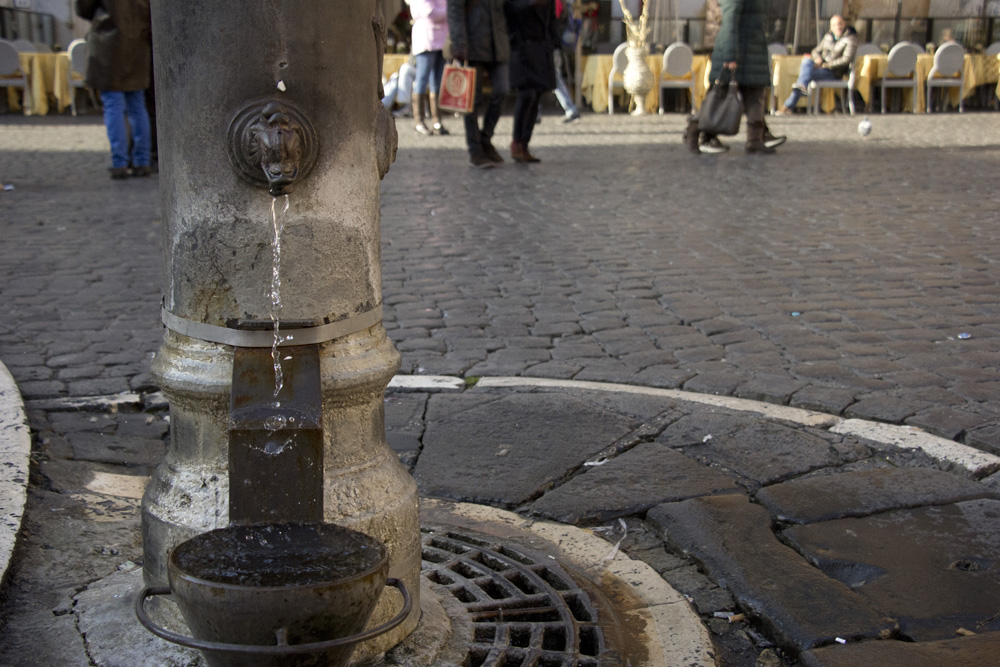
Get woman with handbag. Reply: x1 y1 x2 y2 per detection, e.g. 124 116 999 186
505 0 558 163
684 0 784 154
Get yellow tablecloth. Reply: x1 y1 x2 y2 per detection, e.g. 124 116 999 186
382 54 409 82
6 52 73 115
580 53 711 113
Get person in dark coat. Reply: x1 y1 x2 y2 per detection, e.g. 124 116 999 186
684 0 782 154
75 0 153 178
505 0 557 162
447 0 511 168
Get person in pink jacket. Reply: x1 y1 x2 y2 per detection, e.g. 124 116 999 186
407 0 451 135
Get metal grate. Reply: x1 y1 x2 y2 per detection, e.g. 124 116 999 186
421 528 617 667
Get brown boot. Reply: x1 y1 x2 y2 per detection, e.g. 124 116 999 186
683 116 701 154
745 121 776 154
412 93 431 135
510 141 527 162
428 93 449 135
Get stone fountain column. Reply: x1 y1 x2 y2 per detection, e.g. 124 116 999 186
142 1 418 658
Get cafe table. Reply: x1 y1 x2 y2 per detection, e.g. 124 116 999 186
6 51 73 116
580 52 711 114
382 53 409 82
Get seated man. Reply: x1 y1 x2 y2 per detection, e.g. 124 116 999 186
776 15 857 114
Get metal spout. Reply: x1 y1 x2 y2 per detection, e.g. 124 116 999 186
228 99 319 197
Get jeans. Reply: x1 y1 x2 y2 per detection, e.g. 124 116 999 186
552 49 578 115
100 90 151 169
382 63 415 108
464 60 510 153
783 58 839 108
413 51 445 95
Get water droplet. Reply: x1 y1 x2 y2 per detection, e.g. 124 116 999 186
264 439 291 456
790 311 801 317
957 332 971 340
264 415 288 431
276 80 286 91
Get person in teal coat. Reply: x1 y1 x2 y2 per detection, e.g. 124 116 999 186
684 0 783 154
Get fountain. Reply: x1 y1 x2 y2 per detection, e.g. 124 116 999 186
139 1 418 662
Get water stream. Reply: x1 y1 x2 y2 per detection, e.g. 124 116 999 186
270 195 290 400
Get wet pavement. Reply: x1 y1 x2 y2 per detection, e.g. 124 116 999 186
2 109 1000 665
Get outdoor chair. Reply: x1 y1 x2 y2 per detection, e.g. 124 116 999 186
926 41 965 113
806 42 880 115
608 42 629 114
68 39 99 116
11 39 33 52
0 40 30 113
658 42 695 114
767 43 786 114
875 42 919 113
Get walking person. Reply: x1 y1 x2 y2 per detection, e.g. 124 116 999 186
407 0 451 135
447 0 511 168
550 0 581 123
75 0 153 179
506 0 558 162
684 0 782 154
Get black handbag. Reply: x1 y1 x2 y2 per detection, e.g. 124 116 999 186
698 68 743 136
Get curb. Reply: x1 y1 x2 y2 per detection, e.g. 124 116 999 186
390 374 1000 479
0 360 31 588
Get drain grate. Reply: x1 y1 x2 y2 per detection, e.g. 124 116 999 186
421 527 620 667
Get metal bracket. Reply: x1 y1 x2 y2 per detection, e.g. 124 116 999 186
161 307 382 348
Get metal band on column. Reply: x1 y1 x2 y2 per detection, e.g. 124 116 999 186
161 307 383 348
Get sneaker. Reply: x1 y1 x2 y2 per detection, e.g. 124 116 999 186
469 150 496 169
414 122 431 135
699 136 729 154
792 82 808 95
432 122 449 135
109 167 129 180
773 106 793 116
130 166 152 177
481 140 504 163
763 129 786 149
561 111 581 124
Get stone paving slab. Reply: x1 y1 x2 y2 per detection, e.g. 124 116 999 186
799 632 1000 667
646 494 897 653
756 467 1000 524
783 499 1000 642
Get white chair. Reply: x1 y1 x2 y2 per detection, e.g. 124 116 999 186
658 42 695 114
985 41 1000 56
806 42 880 115
68 38 99 116
926 41 965 113
11 39 33 53
0 40 31 113
876 42 920 113
608 42 629 114
767 43 785 114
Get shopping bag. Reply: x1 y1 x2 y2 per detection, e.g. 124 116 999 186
438 63 477 114
697 68 743 137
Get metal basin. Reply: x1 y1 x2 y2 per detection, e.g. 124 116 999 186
137 521 409 667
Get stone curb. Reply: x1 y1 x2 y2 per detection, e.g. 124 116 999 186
0 360 31 589
391 374 1000 479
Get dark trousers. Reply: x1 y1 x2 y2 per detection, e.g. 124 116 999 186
464 60 510 153
512 89 542 144
739 85 766 125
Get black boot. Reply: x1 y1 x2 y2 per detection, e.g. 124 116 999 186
683 116 700 155
745 121 776 154
762 122 786 148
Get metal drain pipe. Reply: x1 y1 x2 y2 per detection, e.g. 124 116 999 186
141 1 418 658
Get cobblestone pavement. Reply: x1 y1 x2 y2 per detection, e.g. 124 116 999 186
1 109 1000 666
381 110 1000 453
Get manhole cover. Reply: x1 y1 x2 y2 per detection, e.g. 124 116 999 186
421 527 628 666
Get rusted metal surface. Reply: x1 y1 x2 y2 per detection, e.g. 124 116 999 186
421 529 625 666
229 345 323 525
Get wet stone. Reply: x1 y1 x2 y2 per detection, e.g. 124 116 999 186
528 442 741 525
755 468 999 524
647 494 895 652
414 392 638 507
783 499 1000 641
659 413 842 487
67 432 167 467
799 633 1000 667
